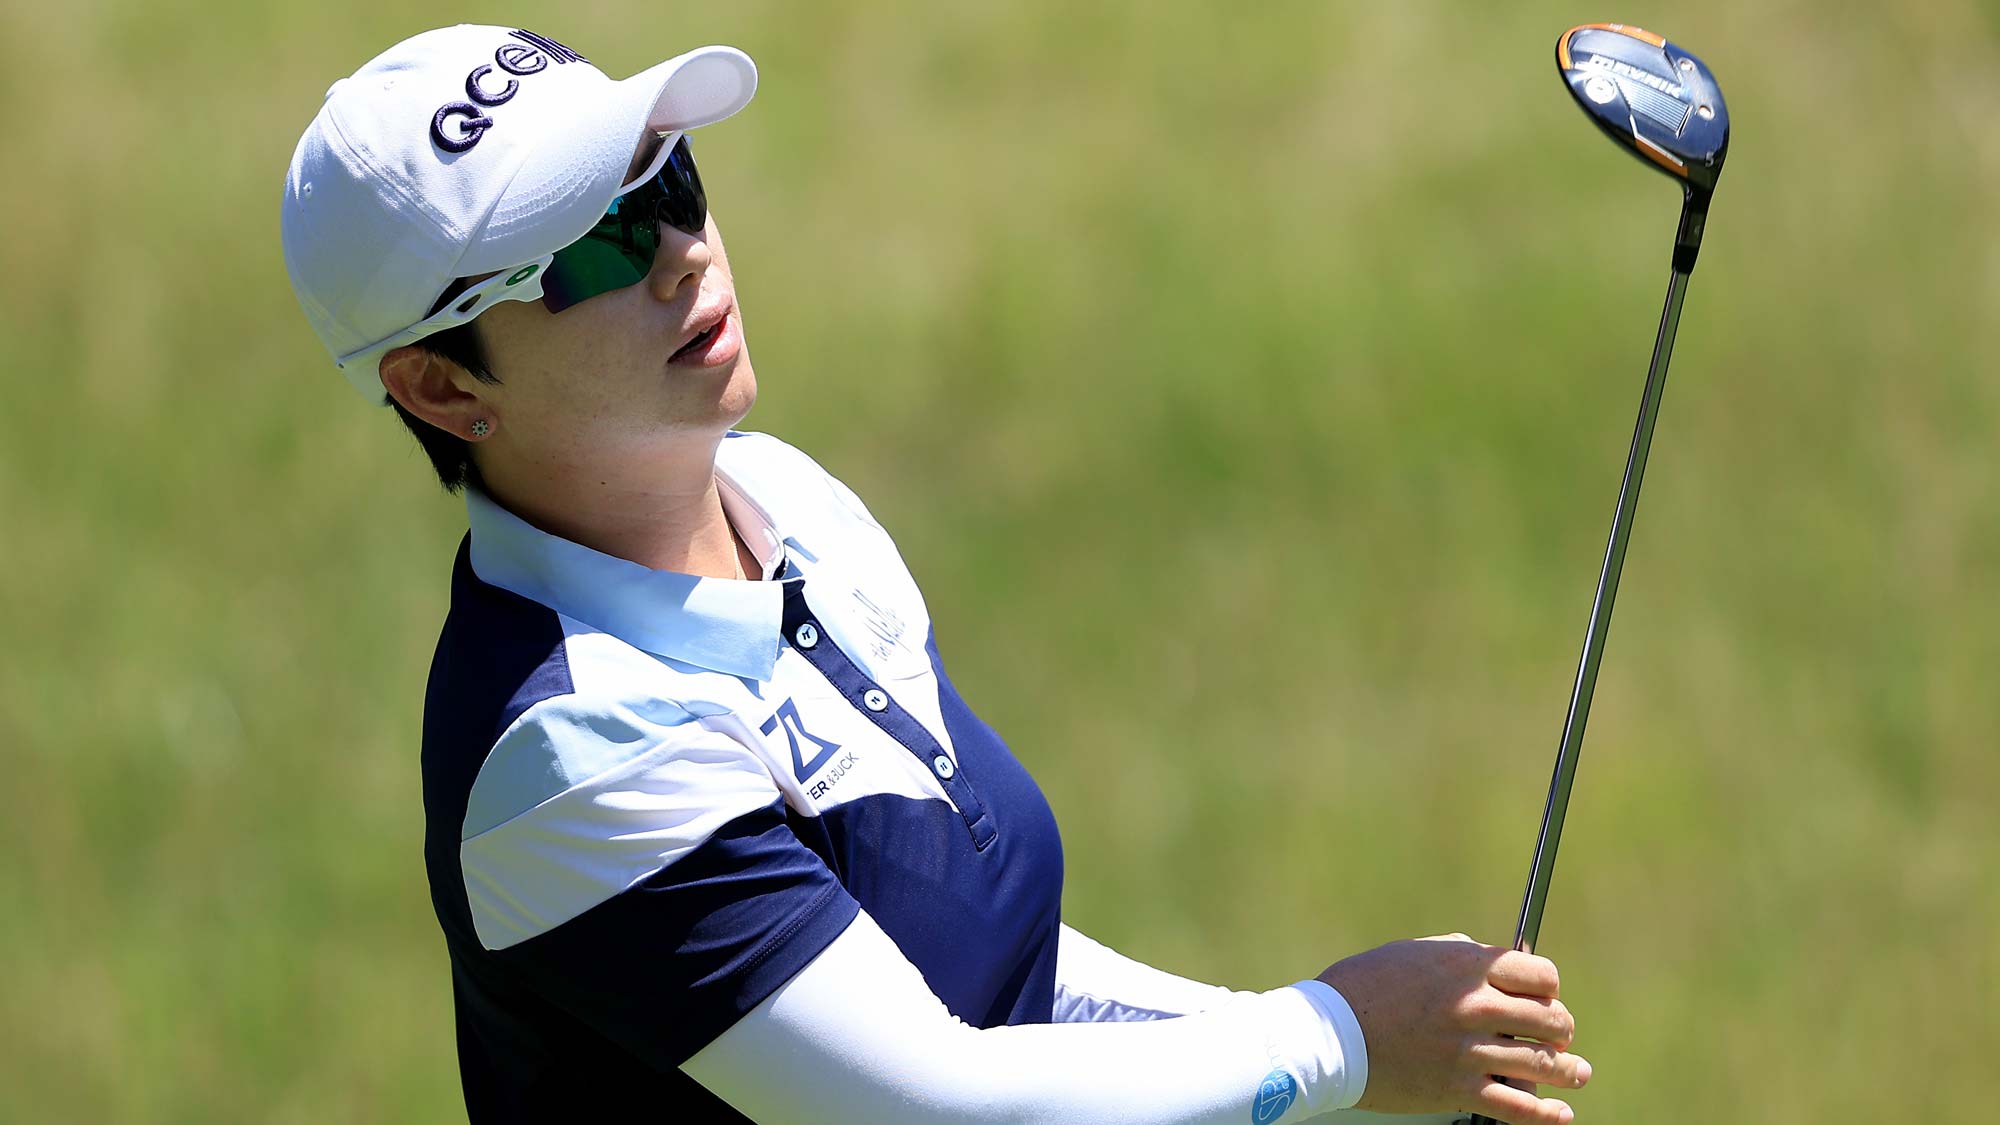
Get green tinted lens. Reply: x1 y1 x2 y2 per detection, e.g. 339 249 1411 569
542 224 654 313
541 135 705 312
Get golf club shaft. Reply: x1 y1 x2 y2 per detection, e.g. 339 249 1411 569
1507 261 1688 957
1463 227 1694 1125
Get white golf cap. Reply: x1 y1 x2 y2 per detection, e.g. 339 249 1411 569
280 25 757 400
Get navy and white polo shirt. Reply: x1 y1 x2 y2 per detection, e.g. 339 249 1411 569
418 432 1066 1120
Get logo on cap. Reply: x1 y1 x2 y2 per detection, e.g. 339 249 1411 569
430 29 589 154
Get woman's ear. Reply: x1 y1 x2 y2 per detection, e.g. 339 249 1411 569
379 346 493 441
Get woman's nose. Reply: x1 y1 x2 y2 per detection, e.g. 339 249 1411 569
648 220 713 301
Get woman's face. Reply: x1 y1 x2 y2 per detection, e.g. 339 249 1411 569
468 207 756 485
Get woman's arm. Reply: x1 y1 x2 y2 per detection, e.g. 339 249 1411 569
683 910 1369 1124
1053 924 1247 1022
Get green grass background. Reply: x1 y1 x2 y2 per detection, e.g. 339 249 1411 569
3 0 1995 1120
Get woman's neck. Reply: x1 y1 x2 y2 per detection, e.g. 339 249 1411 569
479 440 753 580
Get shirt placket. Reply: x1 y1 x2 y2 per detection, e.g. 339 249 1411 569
780 579 997 851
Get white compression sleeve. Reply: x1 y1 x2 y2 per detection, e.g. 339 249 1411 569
683 911 1370 1124
1053 924 1247 1022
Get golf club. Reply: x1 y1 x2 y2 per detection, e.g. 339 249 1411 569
1467 24 1730 1125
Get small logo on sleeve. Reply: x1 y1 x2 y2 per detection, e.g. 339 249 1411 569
1251 1068 1298 1123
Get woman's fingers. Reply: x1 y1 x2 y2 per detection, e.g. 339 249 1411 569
1467 1037 1593 1089
1472 1079 1578 1125
1501 993 1574 1046
1462 988 1575 1047
1487 949 1561 997
1322 934 1593 1120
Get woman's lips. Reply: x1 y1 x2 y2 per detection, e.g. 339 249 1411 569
668 306 740 367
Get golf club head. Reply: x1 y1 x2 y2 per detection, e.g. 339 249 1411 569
1556 24 1729 195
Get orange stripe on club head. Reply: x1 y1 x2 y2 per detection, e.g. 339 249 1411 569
1598 23 1667 46
1633 133 1689 177
1557 22 1668 69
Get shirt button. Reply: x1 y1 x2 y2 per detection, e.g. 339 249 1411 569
932 754 956 780
795 623 819 649
862 688 889 712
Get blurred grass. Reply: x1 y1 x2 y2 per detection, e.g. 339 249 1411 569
3 0 1996 1120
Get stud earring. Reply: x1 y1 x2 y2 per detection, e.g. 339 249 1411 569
470 419 491 439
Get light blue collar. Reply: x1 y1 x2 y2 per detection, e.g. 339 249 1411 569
465 485 786 681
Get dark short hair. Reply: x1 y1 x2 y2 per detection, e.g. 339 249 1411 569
393 277 503 493
393 318 500 494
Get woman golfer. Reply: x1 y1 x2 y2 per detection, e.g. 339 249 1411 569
280 25 1590 1125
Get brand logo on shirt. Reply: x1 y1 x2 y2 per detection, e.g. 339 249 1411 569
807 753 858 801
1251 1068 1298 1123
763 698 842 782
851 587 906 663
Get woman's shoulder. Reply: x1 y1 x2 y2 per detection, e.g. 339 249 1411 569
433 554 738 737
429 609 772 826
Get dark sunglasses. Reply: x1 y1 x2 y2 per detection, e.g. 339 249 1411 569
422 134 707 322
541 134 708 313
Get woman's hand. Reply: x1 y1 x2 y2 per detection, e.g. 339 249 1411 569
1317 933 1591 1125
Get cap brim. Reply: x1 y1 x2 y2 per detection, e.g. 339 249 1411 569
461 45 758 276
629 45 758 135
